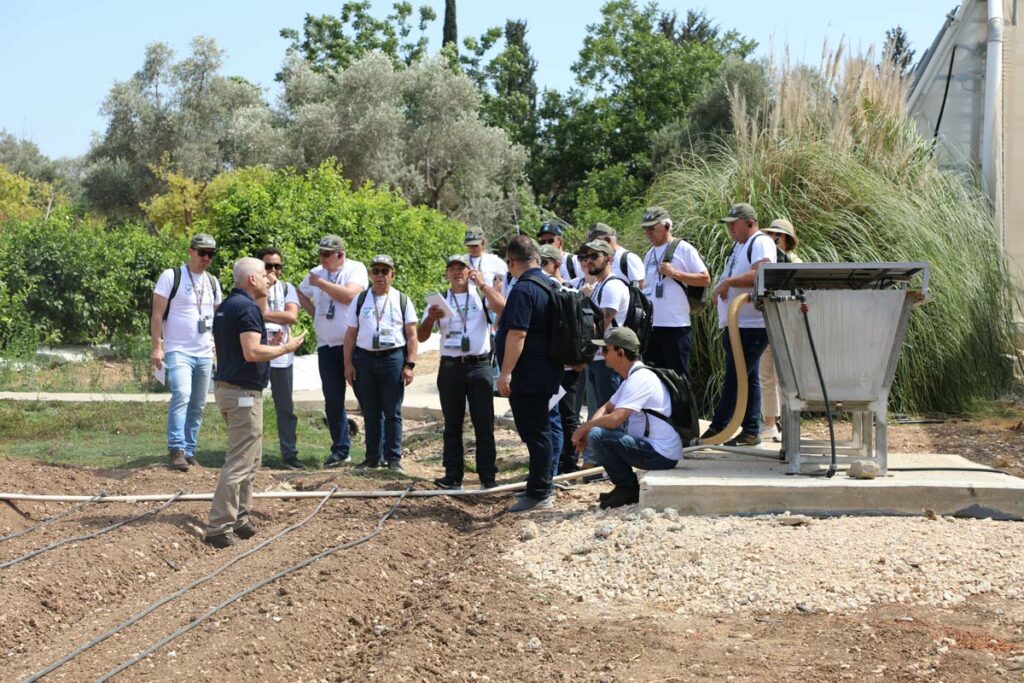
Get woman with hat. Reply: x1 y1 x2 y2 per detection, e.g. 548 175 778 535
760 219 801 442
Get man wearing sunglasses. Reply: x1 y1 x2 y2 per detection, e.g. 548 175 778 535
257 247 303 470
537 222 583 282
297 235 369 468
586 223 645 289
151 233 223 472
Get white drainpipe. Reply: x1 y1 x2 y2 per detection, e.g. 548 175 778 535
981 0 1004 200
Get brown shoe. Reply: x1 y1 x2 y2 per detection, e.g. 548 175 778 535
168 449 189 472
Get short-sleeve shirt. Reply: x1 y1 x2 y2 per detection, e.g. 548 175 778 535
265 280 300 369
494 268 562 396
559 252 584 282
463 252 508 289
716 232 777 329
591 276 630 361
153 265 223 357
298 260 369 348
213 288 269 391
612 363 683 459
612 247 645 284
422 288 491 358
643 239 707 328
345 288 418 351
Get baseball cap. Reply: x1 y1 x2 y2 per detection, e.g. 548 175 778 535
587 222 616 240
719 203 757 223
581 239 614 257
464 227 485 245
591 327 641 354
446 254 471 268
190 233 217 250
537 222 564 237
319 235 345 252
640 207 670 227
538 244 563 262
369 254 395 269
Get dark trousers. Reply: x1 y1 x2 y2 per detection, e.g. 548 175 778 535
317 345 351 458
353 348 405 465
710 328 770 436
557 369 583 472
437 357 497 482
644 326 693 377
269 366 298 459
509 393 554 498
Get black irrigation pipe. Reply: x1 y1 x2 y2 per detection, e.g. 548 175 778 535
95 485 412 682
0 491 185 571
22 486 339 683
0 491 106 543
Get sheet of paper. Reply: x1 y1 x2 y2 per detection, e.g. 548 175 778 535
153 364 166 386
548 386 566 411
425 292 457 319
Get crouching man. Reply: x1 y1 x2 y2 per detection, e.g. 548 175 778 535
571 328 682 509
204 258 305 548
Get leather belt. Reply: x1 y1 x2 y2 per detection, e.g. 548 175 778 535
440 354 491 365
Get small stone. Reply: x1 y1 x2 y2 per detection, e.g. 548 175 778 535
778 515 812 527
372 624 388 637
847 461 879 480
466 625 482 637
525 636 542 651
520 522 539 541
662 507 679 519
595 523 615 539
640 508 657 521
924 509 939 521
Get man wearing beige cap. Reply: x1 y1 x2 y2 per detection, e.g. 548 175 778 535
587 222 644 288
462 227 508 295
151 233 223 472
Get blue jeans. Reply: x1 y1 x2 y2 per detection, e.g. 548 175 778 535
587 427 679 486
165 351 212 457
548 406 563 480
583 359 621 464
353 348 405 465
318 345 351 459
710 328 770 436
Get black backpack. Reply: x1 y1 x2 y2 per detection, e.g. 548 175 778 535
162 265 221 321
618 249 637 284
659 238 707 314
596 276 653 354
745 232 787 264
355 289 410 323
633 365 700 445
522 274 601 365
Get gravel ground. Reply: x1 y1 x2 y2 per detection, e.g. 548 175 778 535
508 501 1024 617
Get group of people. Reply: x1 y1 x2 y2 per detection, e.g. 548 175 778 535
148 201 799 546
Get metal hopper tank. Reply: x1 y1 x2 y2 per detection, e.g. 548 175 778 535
754 262 930 474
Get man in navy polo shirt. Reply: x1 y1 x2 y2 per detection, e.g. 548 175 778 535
495 235 563 512
204 257 305 549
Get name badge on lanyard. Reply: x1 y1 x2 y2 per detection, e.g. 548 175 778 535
372 292 398 348
188 269 213 333
443 291 470 352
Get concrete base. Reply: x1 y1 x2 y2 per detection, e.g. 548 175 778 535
641 452 1024 520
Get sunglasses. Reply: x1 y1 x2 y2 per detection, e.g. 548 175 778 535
196 249 216 258
319 251 339 258
264 263 283 271
538 237 557 245
370 268 392 276
579 252 601 262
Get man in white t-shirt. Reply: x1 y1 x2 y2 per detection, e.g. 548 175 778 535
586 223 645 288
343 255 419 471
572 327 681 509
704 202 777 446
417 255 506 490
150 233 223 472
258 247 303 470
297 235 368 467
462 226 508 295
640 206 710 377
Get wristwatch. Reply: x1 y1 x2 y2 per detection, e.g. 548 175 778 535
404 361 416 369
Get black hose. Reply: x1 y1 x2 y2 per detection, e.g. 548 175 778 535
22 486 339 683
933 45 958 141
800 301 837 478
0 491 106 543
95 485 412 682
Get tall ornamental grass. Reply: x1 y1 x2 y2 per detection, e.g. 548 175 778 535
640 46 1020 414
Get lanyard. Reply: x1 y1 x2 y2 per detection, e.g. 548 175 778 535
185 267 209 315
321 267 341 315
269 282 282 310
372 290 393 332
646 244 667 283
449 290 470 331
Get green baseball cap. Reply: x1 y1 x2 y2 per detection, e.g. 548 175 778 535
587 222 616 240
464 227 485 245
446 254 471 268
641 206 670 227
719 203 757 223
369 254 395 269
190 233 217 250
581 239 614 257
319 235 345 252
538 245 563 262
592 327 641 354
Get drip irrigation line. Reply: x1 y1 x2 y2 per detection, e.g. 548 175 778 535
95 485 412 683
0 491 185 571
22 486 339 683
0 491 106 543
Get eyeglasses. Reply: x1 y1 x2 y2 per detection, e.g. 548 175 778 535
579 252 601 262
370 268 391 276
197 249 216 258
319 251 339 258
538 237 557 245
264 263 283 271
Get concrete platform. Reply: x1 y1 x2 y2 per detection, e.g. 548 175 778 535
641 452 1024 520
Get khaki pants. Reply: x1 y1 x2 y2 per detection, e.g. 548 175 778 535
759 345 780 419
206 382 263 538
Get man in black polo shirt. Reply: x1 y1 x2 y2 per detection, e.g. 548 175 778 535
204 257 305 549
496 235 563 512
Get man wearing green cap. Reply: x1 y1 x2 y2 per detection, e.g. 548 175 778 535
572 327 682 509
705 202 777 446
587 222 645 288
150 233 223 471
297 235 369 467
462 227 508 295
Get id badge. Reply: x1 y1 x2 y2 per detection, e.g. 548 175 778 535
377 326 397 348
443 331 462 350
197 317 211 333
655 283 664 299
325 302 335 320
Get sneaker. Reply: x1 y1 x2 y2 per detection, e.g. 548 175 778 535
434 476 463 490
387 461 405 472
324 453 351 468
508 495 554 513
168 449 189 472
282 457 305 470
724 432 762 447
355 460 381 469
233 521 257 539
203 532 234 549
599 484 640 509
759 425 781 442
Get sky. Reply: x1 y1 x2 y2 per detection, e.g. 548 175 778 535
0 0 953 160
